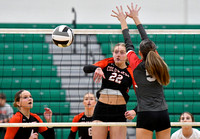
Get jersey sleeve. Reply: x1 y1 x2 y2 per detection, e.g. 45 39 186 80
32 113 48 133
122 27 142 70
122 29 135 52
127 66 136 92
93 57 114 69
4 113 22 139
83 64 98 73
70 113 84 132
32 113 55 139
83 57 114 73
170 131 178 139
137 24 149 40
127 51 142 71
40 128 55 139
68 130 77 139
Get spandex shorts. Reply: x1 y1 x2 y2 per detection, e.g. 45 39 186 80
93 101 126 122
136 110 171 132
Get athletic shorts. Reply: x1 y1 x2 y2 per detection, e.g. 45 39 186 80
93 101 127 122
136 110 171 132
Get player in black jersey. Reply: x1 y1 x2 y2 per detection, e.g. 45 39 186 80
68 92 96 139
4 90 55 139
112 3 171 139
83 43 135 139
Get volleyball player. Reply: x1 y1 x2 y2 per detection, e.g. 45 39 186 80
83 43 135 139
68 92 96 139
171 112 200 139
111 3 171 139
4 90 55 139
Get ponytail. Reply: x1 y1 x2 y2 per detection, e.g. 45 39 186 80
145 51 170 85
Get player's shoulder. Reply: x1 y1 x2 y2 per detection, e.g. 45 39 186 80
127 50 136 56
171 129 181 138
94 57 114 68
193 128 200 131
30 113 42 121
9 112 23 123
126 64 133 71
30 112 40 117
126 64 134 77
192 128 200 134
102 57 114 63
73 112 85 122
77 112 85 117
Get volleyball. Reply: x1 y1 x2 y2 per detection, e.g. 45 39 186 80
52 25 74 47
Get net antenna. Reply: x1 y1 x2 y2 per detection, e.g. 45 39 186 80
72 7 77 29
72 7 77 53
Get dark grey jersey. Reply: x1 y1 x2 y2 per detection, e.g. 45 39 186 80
132 61 168 112
123 25 168 112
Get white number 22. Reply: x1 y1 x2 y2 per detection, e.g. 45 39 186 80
108 73 123 84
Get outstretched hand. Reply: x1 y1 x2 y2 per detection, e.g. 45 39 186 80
126 3 141 20
93 67 105 83
111 5 127 22
44 108 52 123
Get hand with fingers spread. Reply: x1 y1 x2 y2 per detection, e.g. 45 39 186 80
124 110 136 120
111 5 127 22
126 3 141 25
126 3 141 19
93 67 105 83
44 108 52 123
111 5 128 30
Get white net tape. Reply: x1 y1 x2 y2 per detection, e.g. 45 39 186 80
1 122 200 128
1 29 200 34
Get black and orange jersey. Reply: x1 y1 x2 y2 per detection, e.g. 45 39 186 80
93 57 135 102
68 112 93 139
4 111 55 139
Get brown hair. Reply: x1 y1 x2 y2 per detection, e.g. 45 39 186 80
13 90 25 107
179 112 195 122
83 92 96 101
140 39 170 85
112 43 126 52
0 93 6 99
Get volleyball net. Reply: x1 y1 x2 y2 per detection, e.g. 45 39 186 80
0 28 200 137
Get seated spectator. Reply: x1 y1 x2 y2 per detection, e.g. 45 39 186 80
171 112 200 139
0 93 13 139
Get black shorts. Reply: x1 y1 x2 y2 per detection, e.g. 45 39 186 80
136 110 171 132
93 101 127 122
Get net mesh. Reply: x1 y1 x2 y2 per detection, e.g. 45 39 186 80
0 28 200 138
